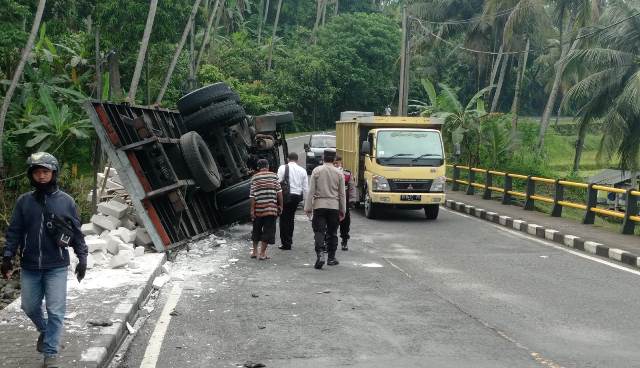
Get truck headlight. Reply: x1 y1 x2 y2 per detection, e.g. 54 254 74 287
431 176 446 192
306 152 314 157
372 175 390 191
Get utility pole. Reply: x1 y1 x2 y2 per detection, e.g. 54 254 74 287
398 5 408 116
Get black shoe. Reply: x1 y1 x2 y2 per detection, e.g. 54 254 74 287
44 356 59 368
341 241 348 251
36 332 44 353
278 245 291 250
314 253 325 269
327 258 339 266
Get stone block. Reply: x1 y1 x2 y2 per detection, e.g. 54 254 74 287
544 229 559 241
584 241 601 255
102 234 123 255
563 235 580 248
128 260 141 269
97 201 129 219
81 223 103 236
608 248 628 261
512 220 526 231
152 275 170 290
109 250 133 269
112 227 136 243
527 224 542 236
118 243 134 253
134 228 152 247
121 217 137 230
86 238 107 253
162 262 172 275
91 214 121 231
86 253 95 269
498 216 510 226
134 246 145 257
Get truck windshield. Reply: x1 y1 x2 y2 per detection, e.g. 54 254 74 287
376 131 443 166
310 136 336 148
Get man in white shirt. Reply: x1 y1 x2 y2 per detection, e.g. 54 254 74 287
277 152 309 250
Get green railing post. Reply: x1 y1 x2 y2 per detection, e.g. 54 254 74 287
621 189 638 235
483 170 492 200
551 179 564 217
452 164 460 191
466 169 476 195
524 176 535 210
502 173 512 205
583 183 597 225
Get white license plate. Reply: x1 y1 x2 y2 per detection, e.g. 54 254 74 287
431 197 441 203
400 194 421 201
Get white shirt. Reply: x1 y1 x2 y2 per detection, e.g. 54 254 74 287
277 162 309 197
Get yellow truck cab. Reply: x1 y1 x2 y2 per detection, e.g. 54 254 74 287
336 112 446 219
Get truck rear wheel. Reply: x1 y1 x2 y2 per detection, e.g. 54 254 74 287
424 204 439 220
177 82 239 116
183 100 246 132
364 190 379 219
180 132 221 192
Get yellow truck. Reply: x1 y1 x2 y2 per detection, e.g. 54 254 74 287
336 112 446 219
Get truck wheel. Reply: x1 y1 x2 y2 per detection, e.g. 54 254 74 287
180 131 221 192
364 190 378 219
219 198 252 224
216 179 251 210
424 204 439 220
183 100 246 132
177 83 239 116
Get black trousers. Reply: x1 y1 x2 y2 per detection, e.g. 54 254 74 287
340 207 351 241
312 208 340 258
279 194 302 247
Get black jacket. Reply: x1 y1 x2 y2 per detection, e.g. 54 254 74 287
3 189 88 270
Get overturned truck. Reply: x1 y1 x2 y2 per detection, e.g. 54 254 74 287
84 83 292 252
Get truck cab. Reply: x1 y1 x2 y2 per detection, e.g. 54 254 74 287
336 113 446 219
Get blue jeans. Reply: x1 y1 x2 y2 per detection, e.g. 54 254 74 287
20 267 67 357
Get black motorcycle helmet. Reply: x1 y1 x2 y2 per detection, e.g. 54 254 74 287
26 152 59 191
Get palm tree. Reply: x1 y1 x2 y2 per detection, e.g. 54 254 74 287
0 0 47 176
537 0 602 149
128 0 159 103
563 1 640 185
266 0 283 71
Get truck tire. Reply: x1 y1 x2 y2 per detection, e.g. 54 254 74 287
216 179 251 210
180 131 221 192
364 190 379 219
183 100 246 132
424 204 439 220
177 83 239 116
219 198 251 224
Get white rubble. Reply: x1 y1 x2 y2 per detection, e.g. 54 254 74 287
109 250 133 269
85 237 107 253
134 228 152 247
134 246 145 257
97 201 129 219
91 214 121 231
152 275 170 289
112 227 136 243
101 234 123 255
81 223 103 236
118 243 135 253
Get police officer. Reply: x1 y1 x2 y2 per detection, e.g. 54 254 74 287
1 152 88 368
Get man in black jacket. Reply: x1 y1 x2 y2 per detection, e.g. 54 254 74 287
1 152 88 368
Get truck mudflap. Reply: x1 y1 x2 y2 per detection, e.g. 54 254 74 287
84 101 220 251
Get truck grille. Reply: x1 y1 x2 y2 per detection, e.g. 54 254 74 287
388 179 433 193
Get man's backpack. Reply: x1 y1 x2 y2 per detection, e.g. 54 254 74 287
280 164 291 203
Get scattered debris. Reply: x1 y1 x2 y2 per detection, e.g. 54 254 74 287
126 322 136 334
244 362 266 368
251 293 259 298
87 319 113 327
316 290 331 294
169 309 180 317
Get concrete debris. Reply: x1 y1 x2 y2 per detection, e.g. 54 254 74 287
126 322 136 334
134 246 145 257
118 243 135 254
161 262 172 275
121 217 137 230
109 251 133 269
85 237 107 253
97 201 129 219
128 260 141 269
86 253 95 269
102 234 123 255
112 227 136 243
134 228 152 247
81 223 103 236
152 275 170 290
91 214 121 231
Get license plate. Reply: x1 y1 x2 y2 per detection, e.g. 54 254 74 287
401 194 421 201
431 197 441 203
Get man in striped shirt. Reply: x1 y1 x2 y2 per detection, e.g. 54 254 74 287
250 159 283 260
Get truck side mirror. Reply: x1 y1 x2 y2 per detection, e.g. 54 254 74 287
361 141 371 155
304 143 310 152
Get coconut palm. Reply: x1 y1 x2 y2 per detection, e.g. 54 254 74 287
563 1 640 185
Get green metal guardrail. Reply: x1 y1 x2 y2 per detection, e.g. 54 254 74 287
446 164 640 235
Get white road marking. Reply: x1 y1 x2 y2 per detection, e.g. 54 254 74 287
443 207 640 277
139 283 184 368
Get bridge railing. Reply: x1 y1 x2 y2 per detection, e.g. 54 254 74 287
446 164 640 235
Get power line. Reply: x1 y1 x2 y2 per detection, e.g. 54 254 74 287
414 6 518 25
410 11 640 56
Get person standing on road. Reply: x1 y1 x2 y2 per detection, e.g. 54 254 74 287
1 152 88 368
334 155 357 251
250 159 283 260
277 152 309 250
304 149 346 269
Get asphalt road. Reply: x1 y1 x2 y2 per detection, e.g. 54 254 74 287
115 134 640 368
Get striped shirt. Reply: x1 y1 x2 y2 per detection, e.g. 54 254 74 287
250 171 282 217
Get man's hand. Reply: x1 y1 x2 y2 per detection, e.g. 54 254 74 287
250 212 256 221
305 210 312 220
1 257 13 280
75 261 87 283
278 206 283 216
339 212 345 222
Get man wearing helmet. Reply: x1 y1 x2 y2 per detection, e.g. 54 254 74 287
1 152 88 368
